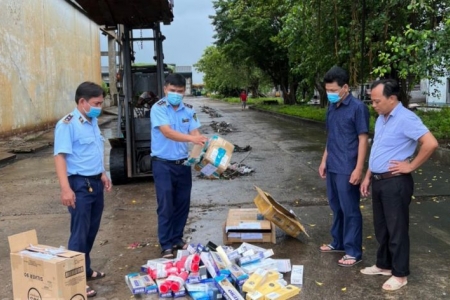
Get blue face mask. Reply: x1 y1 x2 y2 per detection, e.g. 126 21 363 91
327 93 340 103
84 104 102 118
167 92 183 106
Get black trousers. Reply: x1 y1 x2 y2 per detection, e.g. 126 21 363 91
371 174 413 277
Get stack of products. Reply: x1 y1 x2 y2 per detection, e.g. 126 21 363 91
125 241 302 300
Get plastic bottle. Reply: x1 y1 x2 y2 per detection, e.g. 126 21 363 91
158 278 173 294
149 262 178 279
185 253 200 272
169 271 189 292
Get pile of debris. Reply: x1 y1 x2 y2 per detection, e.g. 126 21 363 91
220 162 255 180
210 121 234 134
201 106 222 118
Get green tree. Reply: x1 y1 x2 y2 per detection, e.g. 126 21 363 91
212 0 300 104
194 46 270 96
373 1 450 105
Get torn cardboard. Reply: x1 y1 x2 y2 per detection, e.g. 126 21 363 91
254 186 309 238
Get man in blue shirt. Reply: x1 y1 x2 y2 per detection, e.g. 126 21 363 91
360 79 438 291
54 81 112 298
151 73 208 258
319 66 369 267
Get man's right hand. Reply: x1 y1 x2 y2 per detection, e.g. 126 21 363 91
191 135 208 146
318 161 326 179
360 177 371 197
61 187 76 208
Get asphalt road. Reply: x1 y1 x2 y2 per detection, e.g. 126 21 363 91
0 97 449 299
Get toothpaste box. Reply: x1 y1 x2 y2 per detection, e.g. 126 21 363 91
187 272 202 284
125 273 146 295
156 279 173 298
241 258 279 274
173 287 187 298
201 252 220 278
141 274 158 294
238 249 274 265
215 275 245 300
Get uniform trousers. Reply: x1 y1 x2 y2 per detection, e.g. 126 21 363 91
152 160 192 250
326 172 363 259
68 175 104 278
371 174 413 277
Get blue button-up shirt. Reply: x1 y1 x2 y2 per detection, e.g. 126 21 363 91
326 94 370 175
150 99 201 160
54 108 105 176
369 102 429 173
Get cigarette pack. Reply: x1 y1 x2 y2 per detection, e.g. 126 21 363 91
242 269 268 293
254 280 285 295
229 263 249 286
214 275 245 300
290 265 304 286
265 285 300 300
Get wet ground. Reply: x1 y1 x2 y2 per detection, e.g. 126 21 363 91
0 97 449 299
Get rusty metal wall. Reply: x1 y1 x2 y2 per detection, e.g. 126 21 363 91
0 0 101 137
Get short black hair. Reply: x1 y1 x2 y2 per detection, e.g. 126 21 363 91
323 66 349 87
165 73 186 87
371 79 400 98
75 82 104 104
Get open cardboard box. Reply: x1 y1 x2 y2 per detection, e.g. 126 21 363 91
223 208 276 244
8 230 86 299
254 186 309 238
186 135 234 179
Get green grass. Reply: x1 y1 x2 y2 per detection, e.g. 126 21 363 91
214 97 450 141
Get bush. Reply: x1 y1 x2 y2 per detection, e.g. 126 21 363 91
101 81 109 96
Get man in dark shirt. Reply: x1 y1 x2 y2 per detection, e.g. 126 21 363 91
318 66 370 267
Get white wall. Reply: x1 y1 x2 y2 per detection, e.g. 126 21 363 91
426 77 448 105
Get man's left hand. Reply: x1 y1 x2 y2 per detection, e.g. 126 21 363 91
388 160 413 174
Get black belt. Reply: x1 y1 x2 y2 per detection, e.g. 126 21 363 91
69 174 102 180
152 156 187 165
372 172 403 181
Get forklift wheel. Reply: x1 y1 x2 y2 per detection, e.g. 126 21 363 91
110 147 128 185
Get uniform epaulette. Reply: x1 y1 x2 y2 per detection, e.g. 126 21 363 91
184 103 193 109
63 114 74 124
157 100 166 106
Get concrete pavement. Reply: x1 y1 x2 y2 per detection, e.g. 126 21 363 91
0 98 449 299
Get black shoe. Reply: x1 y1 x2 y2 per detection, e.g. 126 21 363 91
161 249 174 259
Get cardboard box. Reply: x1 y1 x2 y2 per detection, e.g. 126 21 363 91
223 209 276 244
253 186 309 238
8 230 86 300
187 135 234 179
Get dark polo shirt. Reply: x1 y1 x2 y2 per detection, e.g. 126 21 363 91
325 94 369 175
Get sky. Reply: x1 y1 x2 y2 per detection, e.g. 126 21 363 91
100 0 216 84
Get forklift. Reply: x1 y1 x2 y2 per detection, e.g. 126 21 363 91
109 25 171 185
73 0 174 185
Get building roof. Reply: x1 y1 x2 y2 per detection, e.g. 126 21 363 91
72 0 174 28
175 66 192 73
